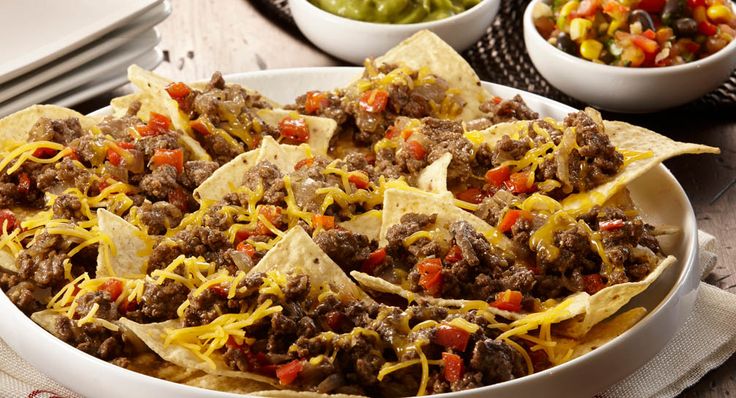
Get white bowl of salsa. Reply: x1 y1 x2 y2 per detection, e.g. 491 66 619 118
289 0 500 64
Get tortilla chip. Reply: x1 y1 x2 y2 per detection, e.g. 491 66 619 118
30 309 59 335
251 227 373 303
567 307 647 359
0 105 95 150
193 136 311 203
0 251 14 272
416 152 451 194
119 318 279 387
254 391 365 398
339 210 382 242
373 30 489 121
96 209 151 278
184 374 274 395
256 109 337 155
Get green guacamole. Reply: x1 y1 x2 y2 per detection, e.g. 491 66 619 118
310 0 481 24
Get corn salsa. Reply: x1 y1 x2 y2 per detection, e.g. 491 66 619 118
309 0 481 24
533 0 736 67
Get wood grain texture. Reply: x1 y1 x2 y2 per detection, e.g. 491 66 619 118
72 0 735 396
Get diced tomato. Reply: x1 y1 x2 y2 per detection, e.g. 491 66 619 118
117 141 135 149
491 96 503 105
490 289 523 312
279 117 310 143
17 173 31 195
687 0 705 8
455 187 486 204
400 129 414 140
294 157 314 170
572 0 600 17
168 187 190 212
599 219 625 231
348 172 370 189
417 258 443 296
32 147 58 158
498 209 532 233
326 311 346 331
119 299 138 315
407 140 426 160
359 89 389 113
485 165 511 187
0 210 18 232
304 91 329 114
235 228 252 244
98 279 124 301
361 248 387 275
236 241 256 257
276 360 303 385
151 148 184 173
190 119 211 136
505 172 536 194
444 245 463 263
442 352 465 382
209 284 229 298
137 112 172 137
385 125 399 139
226 335 243 350
632 35 659 54
603 1 629 16
165 82 192 111
642 29 656 40
435 325 471 352
698 20 718 35
637 0 666 12
106 148 123 166
312 214 335 230
255 205 283 235
583 274 606 294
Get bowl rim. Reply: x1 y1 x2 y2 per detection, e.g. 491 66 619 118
289 0 495 30
523 0 736 75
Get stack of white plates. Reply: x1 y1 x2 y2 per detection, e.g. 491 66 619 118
0 0 171 117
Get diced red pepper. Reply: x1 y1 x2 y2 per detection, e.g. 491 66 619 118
235 228 252 244
17 173 32 195
361 248 387 275
168 187 190 212
455 187 486 204
417 258 443 296
209 284 229 298
490 289 523 312
359 89 389 113
32 147 58 158
407 140 426 160
165 82 192 111
151 148 184 173
435 325 471 352
226 335 243 350
137 112 172 137
642 29 656 40
106 148 123 166
498 209 532 233
119 299 138 315
687 0 706 8
255 205 283 235
599 219 625 231
190 119 211 136
400 129 414 141
118 141 136 149
98 279 124 301
294 157 314 170
236 241 257 257
505 172 536 194
276 360 303 385
304 91 329 114
348 173 370 189
312 214 335 230
0 209 18 232
279 117 310 143
637 0 666 12
444 245 463 263
442 352 465 383
491 96 502 105
485 165 511 187
583 274 606 294
632 35 660 54
385 125 399 139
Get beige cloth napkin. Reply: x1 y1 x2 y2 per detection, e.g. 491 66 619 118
0 232 733 398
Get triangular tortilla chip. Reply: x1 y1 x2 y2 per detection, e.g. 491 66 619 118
256 109 337 155
416 152 451 194
371 30 489 121
338 210 382 242
96 209 151 278
0 105 95 150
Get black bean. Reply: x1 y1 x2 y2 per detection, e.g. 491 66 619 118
674 18 698 37
629 10 655 32
662 0 682 24
556 32 577 55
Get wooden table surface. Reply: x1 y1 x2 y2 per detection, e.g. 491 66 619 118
75 0 736 396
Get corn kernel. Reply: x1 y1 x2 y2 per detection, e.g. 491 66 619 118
557 1 580 30
570 18 593 41
707 5 733 23
580 40 604 60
